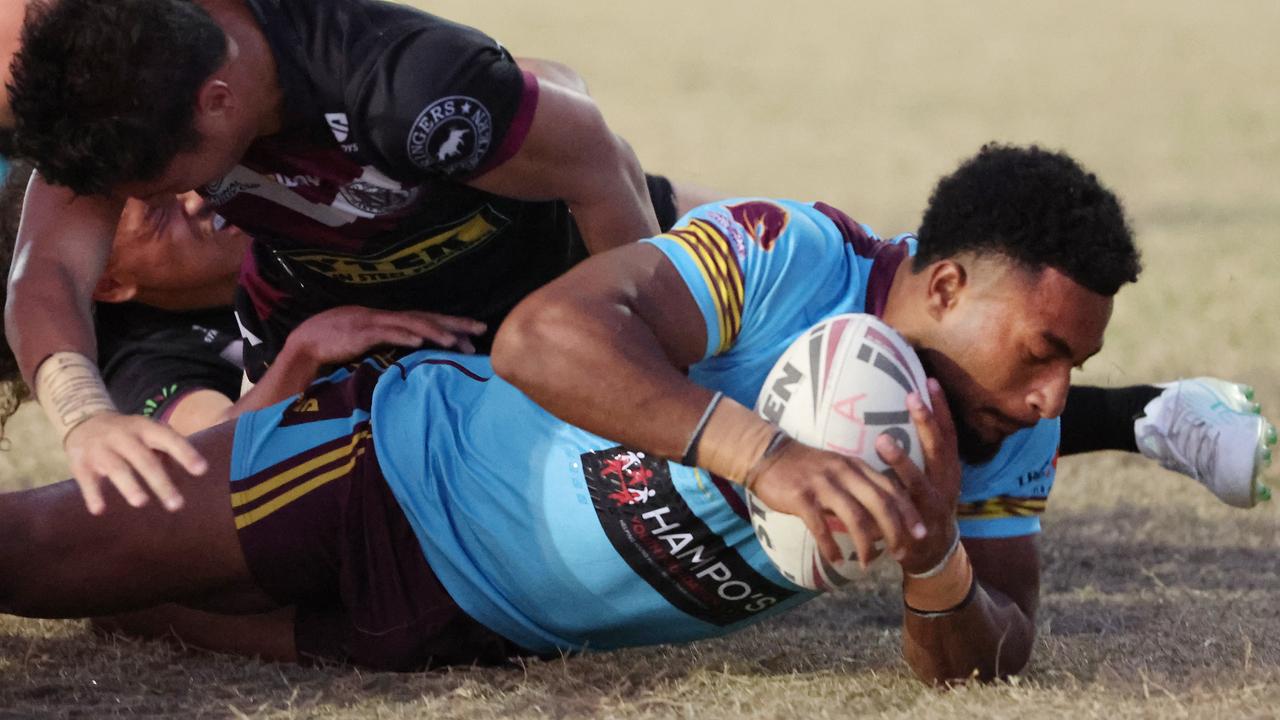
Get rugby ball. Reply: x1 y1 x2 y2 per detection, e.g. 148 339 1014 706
748 313 930 591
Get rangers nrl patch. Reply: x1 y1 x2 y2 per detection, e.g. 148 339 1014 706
581 446 796 626
406 96 493 175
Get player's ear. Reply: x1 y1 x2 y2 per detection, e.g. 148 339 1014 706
924 259 966 321
91 272 138 304
195 78 236 123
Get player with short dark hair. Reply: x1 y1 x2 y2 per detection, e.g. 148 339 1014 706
8 0 228 195
0 159 486 441
0 144 1267 683
1 0 683 515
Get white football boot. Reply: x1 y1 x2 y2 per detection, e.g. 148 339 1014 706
1135 378 1277 508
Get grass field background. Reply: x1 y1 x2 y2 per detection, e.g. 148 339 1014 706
2 0 1279 716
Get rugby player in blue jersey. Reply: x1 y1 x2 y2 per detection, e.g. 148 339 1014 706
3 144 1268 683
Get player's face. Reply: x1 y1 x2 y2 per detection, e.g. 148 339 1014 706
115 131 248 203
918 261 1112 463
109 192 250 296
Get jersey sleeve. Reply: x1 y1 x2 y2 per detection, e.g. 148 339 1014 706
955 418 1060 539
102 351 241 422
347 10 537 182
642 199 858 361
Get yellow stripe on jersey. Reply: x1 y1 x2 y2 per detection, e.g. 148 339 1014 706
956 496 1048 520
233 444 369 530
657 219 745 353
230 429 372 508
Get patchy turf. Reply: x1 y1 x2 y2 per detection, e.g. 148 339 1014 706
2 0 1279 717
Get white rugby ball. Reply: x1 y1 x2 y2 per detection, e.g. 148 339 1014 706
748 313 930 591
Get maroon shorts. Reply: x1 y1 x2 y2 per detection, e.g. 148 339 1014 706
230 362 520 670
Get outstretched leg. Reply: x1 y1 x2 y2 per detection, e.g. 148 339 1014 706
93 605 297 662
0 421 274 619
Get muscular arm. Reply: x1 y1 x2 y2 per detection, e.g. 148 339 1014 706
496 243 925 563
493 242 710 459
902 534 1040 684
5 174 118 384
466 74 658 254
6 174 205 515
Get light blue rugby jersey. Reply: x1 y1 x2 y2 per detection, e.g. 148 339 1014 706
372 199 1058 655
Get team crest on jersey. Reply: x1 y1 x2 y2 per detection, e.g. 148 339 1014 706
406 96 493 175
338 179 420 216
727 201 790 251
581 446 796 626
202 176 262 206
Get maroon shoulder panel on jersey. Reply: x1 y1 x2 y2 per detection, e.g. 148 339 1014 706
811 202 908 319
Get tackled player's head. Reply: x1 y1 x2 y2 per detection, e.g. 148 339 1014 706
0 159 249 438
5 0 229 196
905 144 1140 463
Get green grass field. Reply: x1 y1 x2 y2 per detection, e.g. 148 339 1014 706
2 0 1279 716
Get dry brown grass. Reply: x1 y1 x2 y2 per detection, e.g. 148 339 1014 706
2 0 1279 717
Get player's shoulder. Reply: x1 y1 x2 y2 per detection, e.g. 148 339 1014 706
664 198 854 263
264 0 485 79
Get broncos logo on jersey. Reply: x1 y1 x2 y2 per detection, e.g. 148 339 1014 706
727 201 791 250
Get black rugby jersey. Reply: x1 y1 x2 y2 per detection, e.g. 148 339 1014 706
96 302 243 420
212 0 583 380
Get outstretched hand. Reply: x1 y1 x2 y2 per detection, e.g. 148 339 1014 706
64 411 207 515
286 307 487 363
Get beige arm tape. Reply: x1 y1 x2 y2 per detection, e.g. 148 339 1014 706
693 397 778 483
33 351 118 443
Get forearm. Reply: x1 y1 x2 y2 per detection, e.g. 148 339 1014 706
215 340 323 424
7 261 99 384
495 290 716 461
901 580 1035 683
6 174 117 385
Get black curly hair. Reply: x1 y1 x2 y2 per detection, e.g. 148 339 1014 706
915 144 1141 296
6 0 228 196
0 160 35 441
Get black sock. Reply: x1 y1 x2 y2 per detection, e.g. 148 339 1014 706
1059 384 1163 456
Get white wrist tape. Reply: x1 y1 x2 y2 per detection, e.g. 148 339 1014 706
33 352 118 443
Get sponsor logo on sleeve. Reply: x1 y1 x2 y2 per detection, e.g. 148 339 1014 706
581 446 797 627
325 112 361 152
325 113 350 142
406 96 493 175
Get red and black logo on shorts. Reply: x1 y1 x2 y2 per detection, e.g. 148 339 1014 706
581 446 796 627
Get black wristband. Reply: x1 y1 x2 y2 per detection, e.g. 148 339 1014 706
680 391 724 467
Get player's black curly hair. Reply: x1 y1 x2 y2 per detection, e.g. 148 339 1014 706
6 0 228 196
0 160 35 442
915 144 1141 295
